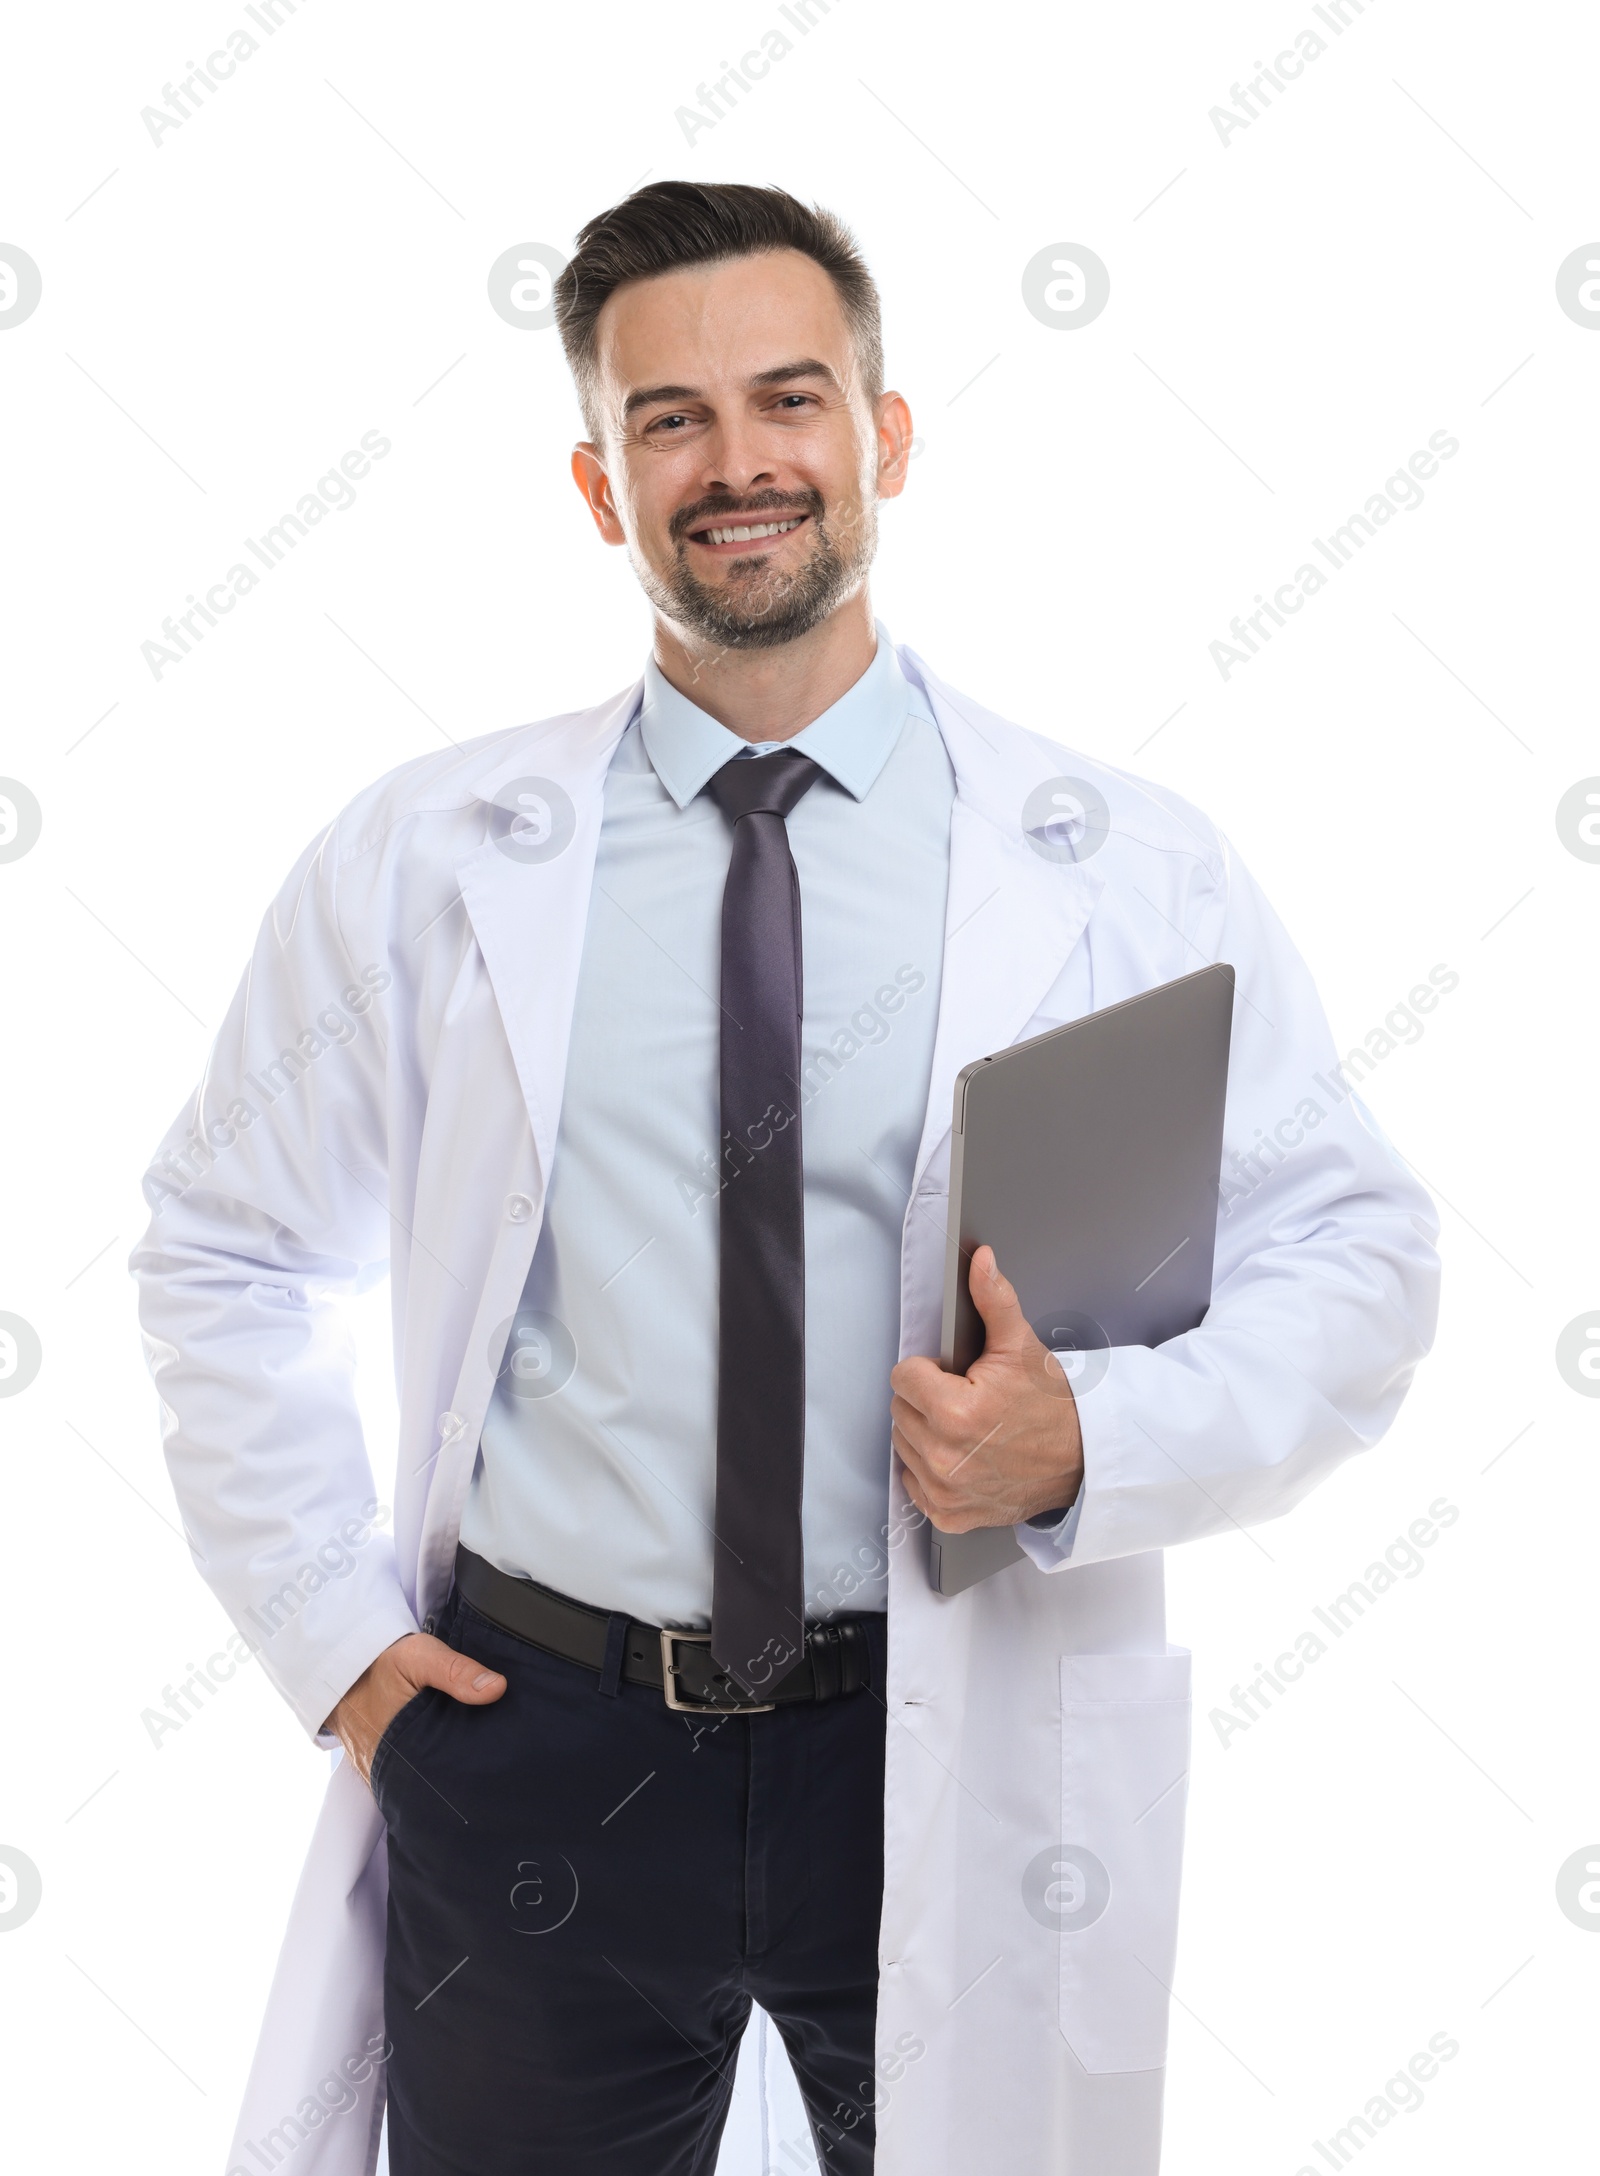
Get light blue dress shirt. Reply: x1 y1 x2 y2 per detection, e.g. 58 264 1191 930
460 627 958 1628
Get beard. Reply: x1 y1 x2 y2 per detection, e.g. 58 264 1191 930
634 485 878 651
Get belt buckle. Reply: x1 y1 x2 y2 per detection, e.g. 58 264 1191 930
658 1630 776 1715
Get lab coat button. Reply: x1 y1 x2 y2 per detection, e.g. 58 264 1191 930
506 1193 534 1221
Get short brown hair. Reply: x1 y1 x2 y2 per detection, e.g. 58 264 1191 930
554 180 883 439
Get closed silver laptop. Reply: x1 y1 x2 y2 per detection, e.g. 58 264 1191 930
929 964 1236 1596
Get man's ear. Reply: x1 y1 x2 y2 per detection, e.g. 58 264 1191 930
874 392 915 502
571 444 627 545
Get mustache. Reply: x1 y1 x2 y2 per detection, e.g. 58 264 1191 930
668 486 825 543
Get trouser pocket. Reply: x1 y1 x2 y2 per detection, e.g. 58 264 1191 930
369 1686 437 1811
1055 1647 1192 2073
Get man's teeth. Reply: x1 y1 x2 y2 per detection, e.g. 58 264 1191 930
702 517 804 544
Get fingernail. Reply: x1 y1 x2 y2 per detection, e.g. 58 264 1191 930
472 1671 496 1689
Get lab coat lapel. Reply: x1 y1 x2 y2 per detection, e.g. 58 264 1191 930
901 648 1107 1193
454 683 640 1188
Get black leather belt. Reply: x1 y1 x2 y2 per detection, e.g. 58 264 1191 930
453 1546 874 1715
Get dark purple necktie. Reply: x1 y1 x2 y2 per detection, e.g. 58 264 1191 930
705 750 822 1694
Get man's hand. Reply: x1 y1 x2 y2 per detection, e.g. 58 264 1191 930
890 1246 1084 1532
325 1632 507 1787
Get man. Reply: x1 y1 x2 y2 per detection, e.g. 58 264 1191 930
133 182 1440 2176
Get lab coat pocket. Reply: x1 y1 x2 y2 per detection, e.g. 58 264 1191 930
1055 1647 1192 2074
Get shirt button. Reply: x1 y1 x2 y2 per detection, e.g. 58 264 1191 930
505 1193 534 1221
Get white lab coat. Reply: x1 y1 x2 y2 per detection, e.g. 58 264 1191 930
132 645 1439 2176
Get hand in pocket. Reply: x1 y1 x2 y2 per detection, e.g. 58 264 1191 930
325 1631 506 1786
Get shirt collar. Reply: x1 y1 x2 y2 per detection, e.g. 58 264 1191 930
638 621 921 810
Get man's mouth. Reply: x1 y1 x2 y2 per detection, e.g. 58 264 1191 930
686 512 811 555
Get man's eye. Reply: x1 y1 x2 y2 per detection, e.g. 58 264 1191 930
649 413 690 432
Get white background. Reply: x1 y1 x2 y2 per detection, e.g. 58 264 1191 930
1 1 1596 2170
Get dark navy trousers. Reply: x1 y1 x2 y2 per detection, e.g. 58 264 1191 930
374 1588 889 2174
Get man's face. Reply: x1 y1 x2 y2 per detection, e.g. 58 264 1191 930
571 249 910 650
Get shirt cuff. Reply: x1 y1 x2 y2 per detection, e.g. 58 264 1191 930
1015 1483 1085 1568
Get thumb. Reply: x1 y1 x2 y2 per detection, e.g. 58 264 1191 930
966 1246 1037 1361
401 1631 506 1706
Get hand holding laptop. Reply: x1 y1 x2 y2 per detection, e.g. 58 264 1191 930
891 1244 1084 1532
925 964 1236 1594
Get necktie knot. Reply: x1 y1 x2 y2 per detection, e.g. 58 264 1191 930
707 749 822 825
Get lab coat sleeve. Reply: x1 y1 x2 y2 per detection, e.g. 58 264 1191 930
129 821 419 1741
1016 836 1442 1574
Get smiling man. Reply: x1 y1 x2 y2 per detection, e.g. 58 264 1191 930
133 182 1439 2176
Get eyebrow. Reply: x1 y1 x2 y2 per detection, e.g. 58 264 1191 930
620 358 841 421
